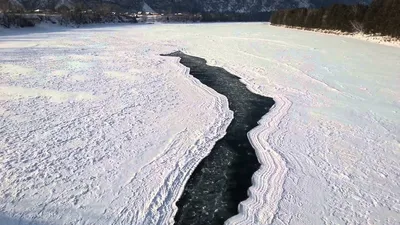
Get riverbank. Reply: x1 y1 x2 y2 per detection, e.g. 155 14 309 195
0 12 138 28
271 24 400 48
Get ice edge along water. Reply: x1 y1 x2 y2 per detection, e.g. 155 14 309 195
158 56 235 225
226 96 291 225
224 79 291 224
163 51 276 224
176 49 291 225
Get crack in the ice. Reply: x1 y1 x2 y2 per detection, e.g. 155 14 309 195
162 51 275 225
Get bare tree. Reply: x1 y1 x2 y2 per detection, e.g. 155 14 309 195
350 20 364 33
351 4 359 15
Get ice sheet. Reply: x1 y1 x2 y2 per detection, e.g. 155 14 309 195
1 23 399 225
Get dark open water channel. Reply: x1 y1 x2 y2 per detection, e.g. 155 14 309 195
162 51 275 225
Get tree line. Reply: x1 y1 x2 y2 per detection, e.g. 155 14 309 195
201 12 271 22
270 0 400 38
0 1 138 28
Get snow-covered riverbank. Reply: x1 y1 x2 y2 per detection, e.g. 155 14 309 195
1 23 399 225
271 24 400 48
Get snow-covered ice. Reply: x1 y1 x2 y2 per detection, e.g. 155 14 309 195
1 23 399 225
0 25 233 225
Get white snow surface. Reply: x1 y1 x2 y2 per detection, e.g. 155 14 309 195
1 23 399 225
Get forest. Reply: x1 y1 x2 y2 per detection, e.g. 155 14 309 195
201 12 271 22
270 0 400 38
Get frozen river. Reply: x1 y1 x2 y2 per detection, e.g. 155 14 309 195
1 23 399 225
163 51 274 225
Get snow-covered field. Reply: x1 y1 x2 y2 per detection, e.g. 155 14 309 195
1 23 399 225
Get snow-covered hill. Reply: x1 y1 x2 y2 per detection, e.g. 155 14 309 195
13 0 371 13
